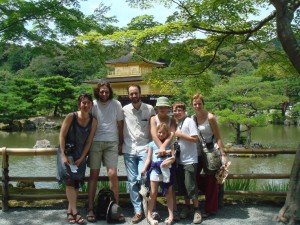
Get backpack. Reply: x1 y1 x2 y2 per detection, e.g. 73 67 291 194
94 188 116 220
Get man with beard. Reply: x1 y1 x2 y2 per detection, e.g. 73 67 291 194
86 80 124 223
122 84 155 224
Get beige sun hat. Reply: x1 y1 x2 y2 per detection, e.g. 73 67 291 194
155 96 171 107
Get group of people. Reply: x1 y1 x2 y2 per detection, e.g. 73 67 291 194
57 81 227 224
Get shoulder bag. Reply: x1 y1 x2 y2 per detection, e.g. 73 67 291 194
56 112 91 181
193 115 222 175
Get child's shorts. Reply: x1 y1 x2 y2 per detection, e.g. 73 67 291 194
150 170 163 182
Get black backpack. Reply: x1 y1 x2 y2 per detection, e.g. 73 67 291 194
94 188 116 220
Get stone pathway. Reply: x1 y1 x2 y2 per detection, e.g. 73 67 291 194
0 203 285 225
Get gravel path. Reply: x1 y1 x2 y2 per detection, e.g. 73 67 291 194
0 203 285 225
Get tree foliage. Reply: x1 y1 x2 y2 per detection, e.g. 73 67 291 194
0 77 38 126
34 75 76 116
209 75 288 146
0 0 117 45
100 0 300 76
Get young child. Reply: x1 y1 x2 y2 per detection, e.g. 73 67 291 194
141 123 175 225
172 102 202 224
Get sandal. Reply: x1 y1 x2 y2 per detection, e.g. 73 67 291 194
164 217 174 225
86 208 96 223
67 213 75 224
73 212 85 224
147 218 158 225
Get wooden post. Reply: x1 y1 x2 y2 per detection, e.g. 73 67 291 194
2 147 9 211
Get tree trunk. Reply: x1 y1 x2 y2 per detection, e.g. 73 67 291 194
246 126 251 148
271 0 300 75
276 144 300 224
235 123 241 144
53 105 59 117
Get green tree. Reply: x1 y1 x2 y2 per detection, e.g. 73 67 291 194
123 0 300 75
17 42 108 84
11 78 39 115
210 75 288 146
0 0 116 45
0 77 38 129
34 75 76 116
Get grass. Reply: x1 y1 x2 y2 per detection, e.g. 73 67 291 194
225 179 257 191
261 181 289 192
224 179 289 192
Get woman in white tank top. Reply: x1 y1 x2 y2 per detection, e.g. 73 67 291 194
150 97 176 155
191 93 226 218
149 97 179 222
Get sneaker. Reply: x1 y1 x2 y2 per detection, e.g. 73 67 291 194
180 206 191 219
193 210 202 224
132 213 143 224
173 210 180 222
151 211 160 220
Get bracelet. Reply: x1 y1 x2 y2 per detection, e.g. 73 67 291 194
221 152 226 156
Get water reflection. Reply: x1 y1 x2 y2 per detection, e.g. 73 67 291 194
1 130 60 148
220 124 300 149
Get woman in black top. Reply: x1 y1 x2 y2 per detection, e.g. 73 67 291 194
58 94 97 224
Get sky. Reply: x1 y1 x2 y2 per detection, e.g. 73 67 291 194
80 1 275 28
80 0 175 27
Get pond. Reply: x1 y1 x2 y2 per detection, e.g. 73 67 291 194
0 124 299 189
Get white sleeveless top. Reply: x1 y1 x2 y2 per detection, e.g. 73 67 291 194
155 115 171 127
197 118 214 143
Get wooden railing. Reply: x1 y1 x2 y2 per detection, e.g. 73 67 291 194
1 147 297 211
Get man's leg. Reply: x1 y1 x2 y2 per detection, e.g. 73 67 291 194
107 167 119 203
124 153 142 214
88 169 100 210
103 141 119 203
86 141 102 221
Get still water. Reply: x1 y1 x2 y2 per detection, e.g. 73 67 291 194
0 124 299 189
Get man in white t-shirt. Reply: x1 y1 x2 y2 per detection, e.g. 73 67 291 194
122 84 155 224
173 102 202 224
86 80 124 223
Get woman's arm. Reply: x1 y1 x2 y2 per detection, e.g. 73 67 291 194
208 113 226 156
161 118 176 148
150 116 162 147
59 113 74 164
150 116 176 155
161 145 176 167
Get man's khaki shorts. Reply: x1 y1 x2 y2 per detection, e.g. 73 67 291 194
87 141 118 170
